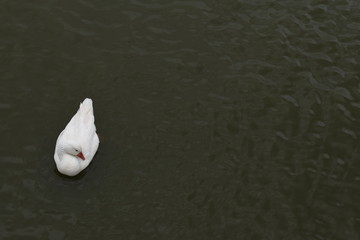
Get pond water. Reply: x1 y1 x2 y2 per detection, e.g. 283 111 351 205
0 0 359 239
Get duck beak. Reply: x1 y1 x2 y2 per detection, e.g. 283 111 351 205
76 152 85 160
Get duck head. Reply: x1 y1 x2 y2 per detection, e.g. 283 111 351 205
62 142 85 160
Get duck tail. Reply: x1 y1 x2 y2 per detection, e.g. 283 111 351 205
80 98 93 113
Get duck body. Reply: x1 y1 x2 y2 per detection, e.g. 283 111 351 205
54 98 99 176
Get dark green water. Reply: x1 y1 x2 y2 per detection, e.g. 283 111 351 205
1 0 359 239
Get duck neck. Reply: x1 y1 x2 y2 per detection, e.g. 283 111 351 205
57 143 70 160
57 146 65 160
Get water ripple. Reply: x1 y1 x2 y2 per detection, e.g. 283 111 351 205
1 0 359 239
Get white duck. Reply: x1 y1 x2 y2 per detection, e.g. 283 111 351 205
54 98 99 176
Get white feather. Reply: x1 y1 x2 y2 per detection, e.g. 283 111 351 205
54 98 100 176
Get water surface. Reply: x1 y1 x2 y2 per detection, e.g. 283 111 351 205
0 0 359 239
